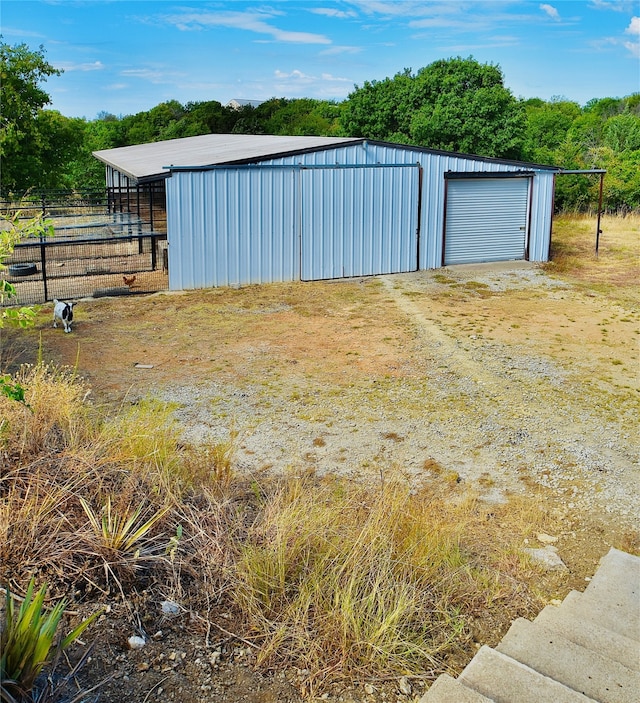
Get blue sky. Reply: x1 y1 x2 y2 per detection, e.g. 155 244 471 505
2 0 639 120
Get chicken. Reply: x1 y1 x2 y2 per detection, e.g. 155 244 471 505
123 275 137 288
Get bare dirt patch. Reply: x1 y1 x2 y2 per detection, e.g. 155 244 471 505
13 261 637 520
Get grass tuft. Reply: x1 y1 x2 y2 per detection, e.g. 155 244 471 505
232 476 542 686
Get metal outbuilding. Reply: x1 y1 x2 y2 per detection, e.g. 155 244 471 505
93 134 560 290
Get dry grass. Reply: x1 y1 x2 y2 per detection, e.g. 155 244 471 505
546 213 639 298
232 475 547 689
0 365 183 596
1 362 94 456
0 362 553 693
4 214 636 695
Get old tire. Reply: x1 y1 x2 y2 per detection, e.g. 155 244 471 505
9 263 37 276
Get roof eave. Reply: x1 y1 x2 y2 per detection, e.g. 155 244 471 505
364 139 562 171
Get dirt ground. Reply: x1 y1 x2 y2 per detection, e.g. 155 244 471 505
2 251 639 701
13 260 638 515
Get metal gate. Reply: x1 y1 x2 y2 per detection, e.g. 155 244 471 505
300 165 420 280
443 176 531 265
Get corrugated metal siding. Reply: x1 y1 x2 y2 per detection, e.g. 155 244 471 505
528 170 555 261
300 165 419 280
167 168 298 289
165 142 557 290
263 143 555 268
444 178 530 265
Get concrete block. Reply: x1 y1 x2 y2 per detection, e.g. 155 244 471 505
459 646 597 703
535 604 640 671
581 548 640 642
588 549 640 594
561 589 640 643
419 674 494 702
496 617 639 703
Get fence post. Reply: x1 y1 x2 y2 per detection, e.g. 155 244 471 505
40 240 48 302
151 235 158 271
148 184 154 231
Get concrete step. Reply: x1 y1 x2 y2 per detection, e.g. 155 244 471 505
421 549 640 703
496 617 640 703
586 549 640 597
560 589 640 643
458 645 597 703
418 673 494 702
579 548 640 642
535 604 640 671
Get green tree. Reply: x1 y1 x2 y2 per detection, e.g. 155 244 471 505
0 40 61 194
521 98 581 163
341 58 525 158
602 113 640 152
583 96 625 119
408 58 525 158
231 103 266 135
22 111 86 191
181 100 237 136
340 69 413 142
259 98 342 136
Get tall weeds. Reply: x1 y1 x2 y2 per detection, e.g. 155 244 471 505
1 363 93 457
233 476 540 685
0 362 548 693
0 364 181 592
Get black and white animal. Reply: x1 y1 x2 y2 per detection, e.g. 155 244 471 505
53 299 74 333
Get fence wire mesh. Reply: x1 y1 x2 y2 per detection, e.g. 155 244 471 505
2 192 168 306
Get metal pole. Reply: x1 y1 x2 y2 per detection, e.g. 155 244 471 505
41 241 48 302
151 234 157 271
415 163 423 271
148 183 154 231
595 172 604 256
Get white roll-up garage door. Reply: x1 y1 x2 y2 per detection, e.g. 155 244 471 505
444 177 530 265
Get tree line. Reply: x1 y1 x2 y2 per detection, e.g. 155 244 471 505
1 41 638 211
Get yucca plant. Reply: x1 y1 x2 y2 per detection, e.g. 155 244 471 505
0 579 101 702
79 495 168 556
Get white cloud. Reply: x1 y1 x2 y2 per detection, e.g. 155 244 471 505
379 1 469 19
625 16 640 35
274 69 349 82
1 26 45 39
274 69 309 80
56 61 104 72
623 18 640 57
410 17 479 29
310 8 357 19
589 0 636 11
540 4 560 21
120 68 185 84
163 10 331 44
320 73 351 83
623 40 640 57
272 68 353 97
346 0 464 17
591 17 640 58
437 35 520 51
319 45 363 55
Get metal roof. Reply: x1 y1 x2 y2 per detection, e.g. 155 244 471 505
93 134 362 183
